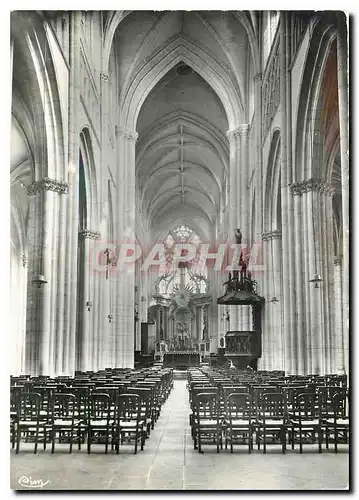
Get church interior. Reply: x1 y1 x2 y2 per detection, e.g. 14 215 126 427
10 10 349 491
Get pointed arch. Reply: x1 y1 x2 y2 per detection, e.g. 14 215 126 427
120 36 243 130
11 12 67 180
294 19 337 181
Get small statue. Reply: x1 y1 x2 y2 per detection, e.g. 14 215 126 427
235 228 242 244
224 272 233 292
240 257 248 280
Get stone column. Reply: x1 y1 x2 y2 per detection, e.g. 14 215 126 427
25 178 68 376
53 190 67 375
260 230 283 371
10 250 25 375
253 72 263 244
271 231 284 370
336 16 349 376
63 11 81 376
77 230 100 371
239 124 251 331
259 234 271 370
292 179 335 374
113 126 137 368
293 193 305 374
280 12 295 374
253 72 264 339
226 128 240 332
334 257 345 374
321 191 336 374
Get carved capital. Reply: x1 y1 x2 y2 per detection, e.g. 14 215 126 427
290 178 335 197
262 230 282 241
100 73 109 82
334 256 342 266
253 72 262 82
116 126 138 141
239 124 250 137
227 128 241 141
78 229 101 240
27 177 69 196
290 181 307 196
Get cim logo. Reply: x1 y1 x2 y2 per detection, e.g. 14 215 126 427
18 476 50 489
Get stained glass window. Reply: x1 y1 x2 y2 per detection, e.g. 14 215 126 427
158 225 208 296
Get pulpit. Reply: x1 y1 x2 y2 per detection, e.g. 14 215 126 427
224 330 261 370
217 234 265 370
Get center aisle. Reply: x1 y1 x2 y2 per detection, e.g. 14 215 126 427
143 378 190 489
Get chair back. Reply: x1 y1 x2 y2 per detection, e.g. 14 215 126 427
222 386 248 400
88 393 113 423
50 393 78 422
193 392 220 422
92 386 119 404
126 387 152 418
293 392 322 422
117 394 141 423
258 392 287 421
17 392 43 423
332 391 349 421
226 393 253 421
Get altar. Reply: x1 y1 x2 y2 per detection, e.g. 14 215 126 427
148 255 212 366
163 351 200 368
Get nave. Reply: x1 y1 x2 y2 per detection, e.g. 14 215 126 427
11 375 349 490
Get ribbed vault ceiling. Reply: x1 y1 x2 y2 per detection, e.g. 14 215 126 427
112 11 253 242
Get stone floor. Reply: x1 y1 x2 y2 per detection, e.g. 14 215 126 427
10 380 349 491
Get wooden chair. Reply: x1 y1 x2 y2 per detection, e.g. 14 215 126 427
324 392 350 452
115 393 144 454
127 387 153 438
15 392 50 454
224 393 253 454
87 393 116 454
288 392 323 453
255 392 288 454
49 393 83 453
192 392 221 453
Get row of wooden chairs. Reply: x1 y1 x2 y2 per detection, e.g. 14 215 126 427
187 368 349 454
11 368 173 454
190 390 349 454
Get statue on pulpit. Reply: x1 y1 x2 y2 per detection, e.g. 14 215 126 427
235 228 242 244
224 272 233 292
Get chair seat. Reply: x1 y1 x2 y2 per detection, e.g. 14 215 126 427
256 419 285 426
19 420 47 426
53 419 82 426
290 419 320 426
229 419 251 426
118 420 144 427
89 419 115 427
324 418 349 426
193 418 219 426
